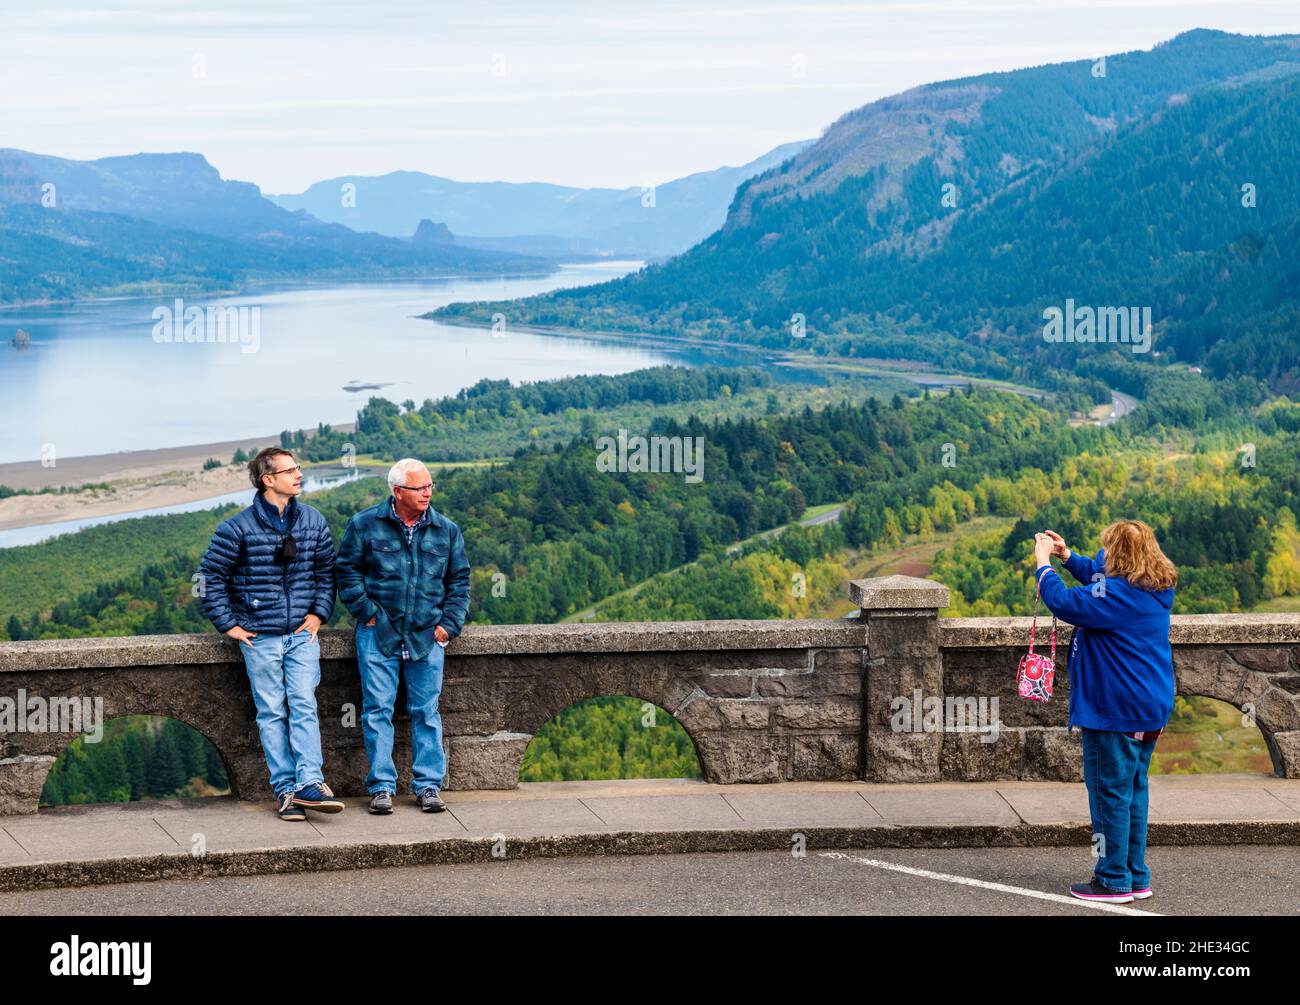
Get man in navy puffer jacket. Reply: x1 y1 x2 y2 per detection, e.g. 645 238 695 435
198 447 344 820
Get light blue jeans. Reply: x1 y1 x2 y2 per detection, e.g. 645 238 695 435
239 630 325 798
355 626 447 795
1081 726 1158 893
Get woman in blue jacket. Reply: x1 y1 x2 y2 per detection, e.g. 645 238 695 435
1032 520 1177 905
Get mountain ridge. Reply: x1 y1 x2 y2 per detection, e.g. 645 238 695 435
268 139 815 258
430 29 1300 394
0 150 550 304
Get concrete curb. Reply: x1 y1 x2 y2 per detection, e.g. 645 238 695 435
3 820 1298 894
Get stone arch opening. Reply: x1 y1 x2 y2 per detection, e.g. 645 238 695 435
1174 647 1300 777
518 696 702 783
1154 696 1274 774
39 714 233 810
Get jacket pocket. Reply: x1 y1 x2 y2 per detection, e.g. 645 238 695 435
419 537 448 578
370 538 402 574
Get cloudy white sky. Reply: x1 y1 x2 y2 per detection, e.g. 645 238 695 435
5 0 1299 193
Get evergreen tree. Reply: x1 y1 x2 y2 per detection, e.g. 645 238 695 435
205 743 230 790
123 730 150 800
147 723 186 797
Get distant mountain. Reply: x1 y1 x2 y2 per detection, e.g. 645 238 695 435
412 219 455 246
2 149 302 240
268 140 813 259
432 30 1300 392
0 150 549 304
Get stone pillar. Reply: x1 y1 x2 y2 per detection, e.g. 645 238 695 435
850 575 950 782
447 733 532 790
0 754 56 815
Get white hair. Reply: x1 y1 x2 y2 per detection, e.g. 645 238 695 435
387 457 429 491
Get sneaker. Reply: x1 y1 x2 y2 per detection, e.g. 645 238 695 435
278 792 307 821
1069 877 1134 904
1131 887 1153 900
369 791 393 815
291 782 345 813
417 787 446 813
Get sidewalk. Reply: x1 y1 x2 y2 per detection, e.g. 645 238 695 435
2 775 1298 893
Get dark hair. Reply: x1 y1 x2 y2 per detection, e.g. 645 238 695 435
249 447 295 491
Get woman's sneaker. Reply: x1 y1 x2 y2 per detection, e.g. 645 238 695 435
1131 887 1153 900
291 782 345 813
278 792 307 821
1069 878 1134 903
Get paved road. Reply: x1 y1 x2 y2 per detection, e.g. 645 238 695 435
1 846 1295 915
800 506 844 528
1102 390 1139 426
725 504 845 555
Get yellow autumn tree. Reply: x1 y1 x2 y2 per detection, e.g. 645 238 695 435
882 509 904 547
1263 507 1300 598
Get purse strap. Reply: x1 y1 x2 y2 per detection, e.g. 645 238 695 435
1029 571 1058 661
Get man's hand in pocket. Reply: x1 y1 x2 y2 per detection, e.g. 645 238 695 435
225 626 257 648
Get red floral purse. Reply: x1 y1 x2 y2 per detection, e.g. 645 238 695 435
1017 573 1057 702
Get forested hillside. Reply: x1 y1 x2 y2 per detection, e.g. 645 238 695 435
432 31 1300 394
286 365 795 463
3 381 1075 637
10 371 1298 642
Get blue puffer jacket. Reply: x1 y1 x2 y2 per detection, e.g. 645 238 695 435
198 495 336 634
1036 548 1175 733
336 499 471 661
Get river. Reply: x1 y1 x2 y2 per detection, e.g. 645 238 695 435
0 263 830 547
0 261 798 465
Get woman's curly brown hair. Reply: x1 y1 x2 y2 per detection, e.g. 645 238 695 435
1101 520 1178 591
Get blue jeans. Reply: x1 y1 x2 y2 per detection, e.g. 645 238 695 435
1081 726 1158 893
239 630 325 798
355 626 447 795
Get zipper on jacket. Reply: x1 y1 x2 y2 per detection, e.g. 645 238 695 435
283 502 298 635
282 537 291 635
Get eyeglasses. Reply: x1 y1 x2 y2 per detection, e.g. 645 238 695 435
271 465 302 477
395 483 433 494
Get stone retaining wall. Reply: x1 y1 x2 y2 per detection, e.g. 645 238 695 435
1 576 1297 813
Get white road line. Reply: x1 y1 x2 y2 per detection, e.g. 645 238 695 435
819 851 1161 916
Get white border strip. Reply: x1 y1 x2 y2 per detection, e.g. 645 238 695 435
819 851 1161 916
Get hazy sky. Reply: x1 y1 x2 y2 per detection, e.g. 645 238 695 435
5 1 1299 193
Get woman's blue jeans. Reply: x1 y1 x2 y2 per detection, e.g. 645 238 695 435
355 626 447 795
1080 726 1158 893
